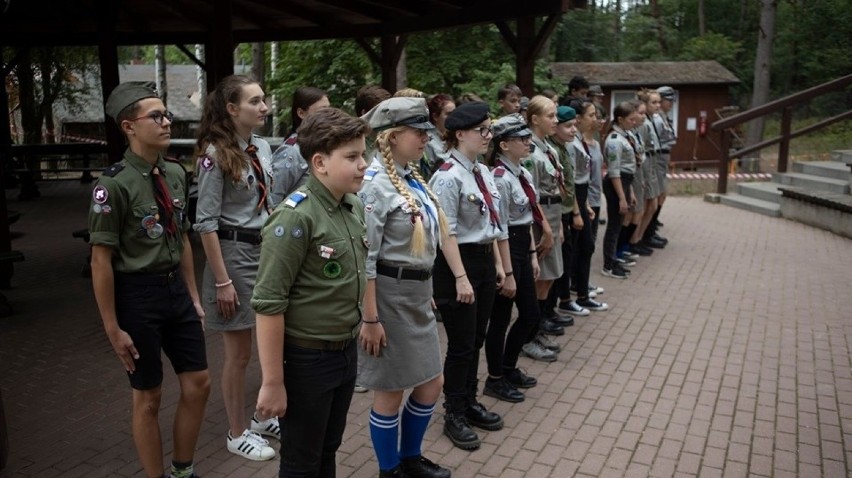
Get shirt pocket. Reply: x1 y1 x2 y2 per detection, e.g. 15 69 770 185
227 176 255 203
316 238 350 280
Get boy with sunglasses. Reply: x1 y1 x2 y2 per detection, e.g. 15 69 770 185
89 82 209 478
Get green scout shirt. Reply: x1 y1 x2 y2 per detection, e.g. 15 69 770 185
251 175 368 342
547 137 576 215
88 149 190 273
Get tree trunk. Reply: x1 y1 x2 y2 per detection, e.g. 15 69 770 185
614 0 622 61
251 42 265 86
396 47 407 91
270 42 280 135
650 0 668 54
745 0 777 151
155 45 167 107
698 0 706 36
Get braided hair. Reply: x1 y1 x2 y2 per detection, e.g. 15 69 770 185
376 128 450 256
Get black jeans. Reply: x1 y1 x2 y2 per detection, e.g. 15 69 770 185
570 184 594 299
279 342 357 478
554 212 575 302
602 173 633 269
433 244 496 413
486 227 540 375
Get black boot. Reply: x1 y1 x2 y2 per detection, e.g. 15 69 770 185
401 455 452 478
443 412 480 450
379 464 405 478
483 377 525 403
465 402 504 431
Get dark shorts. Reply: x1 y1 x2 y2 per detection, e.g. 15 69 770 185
115 270 208 390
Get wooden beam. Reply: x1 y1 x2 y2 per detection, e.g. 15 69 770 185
95 0 124 164
316 0 396 21
380 35 406 93
354 38 381 66
0 46 15 261
530 14 561 59
149 0 209 27
515 17 536 96
206 0 235 91
495 21 517 53
174 44 207 69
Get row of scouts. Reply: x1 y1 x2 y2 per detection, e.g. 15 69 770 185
88 76 677 478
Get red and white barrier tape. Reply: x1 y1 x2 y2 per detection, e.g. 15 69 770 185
667 172 773 180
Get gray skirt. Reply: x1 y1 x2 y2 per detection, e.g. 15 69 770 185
202 239 260 331
358 274 443 391
632 165 646 213
656 154 670 193
643 154 661 199
534 203 564 281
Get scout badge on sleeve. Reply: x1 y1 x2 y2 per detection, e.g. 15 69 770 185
363 168 379 182
93 185 108 204
285 191 307 208
200 156 214 171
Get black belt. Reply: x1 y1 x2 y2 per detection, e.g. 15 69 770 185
115 268 179 286
458 243 493 254
376 263 432 281
539 195 562 205
286 335 353 351
217 228 261 245
660 149 670 154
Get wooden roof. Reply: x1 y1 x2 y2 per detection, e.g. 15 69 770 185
0 0 573 46
551 61 740 87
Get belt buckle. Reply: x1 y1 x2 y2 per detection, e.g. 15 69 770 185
167 270 177 282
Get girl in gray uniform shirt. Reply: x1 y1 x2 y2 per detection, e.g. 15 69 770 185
602 102 639 279
193 75 277 461
269 87 330 207
357 97 452 478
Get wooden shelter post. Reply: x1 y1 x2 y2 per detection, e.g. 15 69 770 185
0 48 15 281
206 0 235 92
498 15 562 96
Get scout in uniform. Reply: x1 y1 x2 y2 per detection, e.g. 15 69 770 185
428 101 508 451
601 101 640 279
252 107 371 477
357 97 452 478
89 82 209 478
522 96 563 338
496 84 522 117
634 89 667 250
652 86 678 241
424 93 456 180
484 114 550 404
268 87 330 208
193 75 277 461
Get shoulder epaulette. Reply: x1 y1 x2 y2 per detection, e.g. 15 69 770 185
284 191 308 208
610 133 618 139
438 162 454 171
493 166 506 178
102 163 125 177
363 168 380 182
163 156 187 172
284 135 298 146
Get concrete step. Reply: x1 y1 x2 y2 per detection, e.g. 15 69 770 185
719 193 782 217
792 160 851 180
831 149 852 167
772 172 850 194
737 181 782 204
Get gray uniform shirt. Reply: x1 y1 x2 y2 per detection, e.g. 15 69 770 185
571 136 591 185
526 135 563 197
359 157 439 279
604 126 637 178
493 156 535 237
641 116 661 158
428 149 502 245
194 135 273 234
269 133 310 208
653 112 677 150
425 129 450 169
587 139 604 207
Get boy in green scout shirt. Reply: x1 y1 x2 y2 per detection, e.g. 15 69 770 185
252 107 371 477
89 82 209 478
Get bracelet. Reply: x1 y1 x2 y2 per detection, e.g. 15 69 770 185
505 271 514 277
454 272 467 279
215 279 233 288
362 318 381 324
529 250 537 254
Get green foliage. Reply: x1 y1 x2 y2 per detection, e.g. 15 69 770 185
677 33 743 73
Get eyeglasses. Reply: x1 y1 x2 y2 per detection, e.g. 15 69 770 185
509 136 532 144
128 110 174 126
472 126 493 138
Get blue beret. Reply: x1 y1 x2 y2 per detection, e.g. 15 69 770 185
557 105 577 123
445 101 490 131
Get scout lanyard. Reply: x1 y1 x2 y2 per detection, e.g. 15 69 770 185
245 143 271 214
612 126 642 165
450 154 501 231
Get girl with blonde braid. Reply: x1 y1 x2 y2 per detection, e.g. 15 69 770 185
357 97 452 478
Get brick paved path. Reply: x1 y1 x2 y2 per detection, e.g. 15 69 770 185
1 182 850 477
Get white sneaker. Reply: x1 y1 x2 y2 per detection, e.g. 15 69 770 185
251 414 281 440
227 429 276 461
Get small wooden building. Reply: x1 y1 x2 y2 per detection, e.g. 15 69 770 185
551 60 740 168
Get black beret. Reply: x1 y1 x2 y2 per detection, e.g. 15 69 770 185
444 101 490 131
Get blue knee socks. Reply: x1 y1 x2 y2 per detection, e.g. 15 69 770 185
369 409 400 471
400 396 435 459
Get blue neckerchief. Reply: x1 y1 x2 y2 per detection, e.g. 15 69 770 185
405 173 438 238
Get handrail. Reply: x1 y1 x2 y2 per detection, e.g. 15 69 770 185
710 74 852 194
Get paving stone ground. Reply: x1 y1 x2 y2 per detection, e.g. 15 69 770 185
1 181 851 478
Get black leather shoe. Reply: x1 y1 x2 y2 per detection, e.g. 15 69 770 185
550 314 575 326
643 237 666 249
504 368 537 388
465 402 503 431
629 243 653 256
484 377 525 403
652 233 668 245
401 455 452 478
538 318 566 335
379 465 405 478
443 413 480 450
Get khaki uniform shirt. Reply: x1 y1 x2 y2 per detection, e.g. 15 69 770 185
653 112 677 150
88 149 190 273
525 135 563 199
546 136 575 215
604 126 637 177
269 133 310 209
493 155 535 234
251 175 367 342
194 135 273 234
359 158 439 279
428 149 502 245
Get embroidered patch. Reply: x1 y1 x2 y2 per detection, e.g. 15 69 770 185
319 245 335 259
365 194 376 204
322 260 342 279
364 168 379 182
291 227 303 238
274 225 285 237
365 204 374 213
201 156 214 171
92 204 102 214
101 205 112 215
92 185 108 204
285 191 307 208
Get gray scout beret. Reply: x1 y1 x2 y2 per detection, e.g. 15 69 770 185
105 82 159 123
657 86 676 101
444 101 489 131
491 114 532 140
360 97 434 132
589 85 605 97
